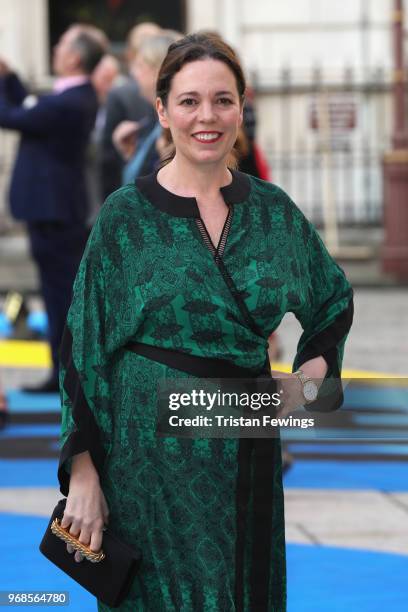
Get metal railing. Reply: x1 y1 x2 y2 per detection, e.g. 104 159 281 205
251 66 398 231
266 147 383 226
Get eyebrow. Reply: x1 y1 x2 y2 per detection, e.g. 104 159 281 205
176 90 235 99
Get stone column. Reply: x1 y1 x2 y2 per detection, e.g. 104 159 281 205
220 0 240 48
0 0 49 82
185 0 219 33
0 0 49 226
185 0 241 48
382 0 408 281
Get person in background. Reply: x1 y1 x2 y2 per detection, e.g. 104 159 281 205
0 24 108 393
101 22 161 197
238 86 271 181
92 54 121 105
87 55 121 223
112 30 182 181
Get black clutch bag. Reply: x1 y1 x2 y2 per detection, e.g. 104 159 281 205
39 498 142 608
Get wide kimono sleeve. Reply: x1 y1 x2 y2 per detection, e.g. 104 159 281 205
58 206 115 496
289 201 354 411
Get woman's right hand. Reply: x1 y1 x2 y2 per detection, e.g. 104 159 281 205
112 120 139 160
0 58 10 76
60 452 109 563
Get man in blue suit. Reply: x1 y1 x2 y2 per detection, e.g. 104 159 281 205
0 24 108 391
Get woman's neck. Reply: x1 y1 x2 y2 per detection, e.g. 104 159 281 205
157 155 232 200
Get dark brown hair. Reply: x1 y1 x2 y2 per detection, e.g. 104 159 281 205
156 32 246 168
157 31 246 105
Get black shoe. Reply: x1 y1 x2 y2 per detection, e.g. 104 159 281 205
22 378 59 394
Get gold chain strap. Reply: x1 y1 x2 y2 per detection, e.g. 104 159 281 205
51 518 105 563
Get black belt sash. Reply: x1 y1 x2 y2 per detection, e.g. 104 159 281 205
126 341 276 612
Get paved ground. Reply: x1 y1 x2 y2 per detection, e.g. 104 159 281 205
285 488 408 555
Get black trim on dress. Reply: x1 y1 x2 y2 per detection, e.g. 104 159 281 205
135 169 251 218
250 438 276 611
126 341 260 378
58 325 106 496
296 297 354 412
234 438 252 611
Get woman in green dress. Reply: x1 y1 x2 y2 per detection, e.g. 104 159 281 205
58 33 353 611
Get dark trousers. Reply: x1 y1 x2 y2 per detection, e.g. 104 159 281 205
27 221 89 381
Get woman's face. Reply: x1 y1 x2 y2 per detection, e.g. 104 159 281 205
156 58 243 167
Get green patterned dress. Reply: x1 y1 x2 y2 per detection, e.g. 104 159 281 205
58 170 353 611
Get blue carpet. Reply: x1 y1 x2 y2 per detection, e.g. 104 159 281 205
287 543 407 611
0 424 60 438
282 428 408 440
352 414 408 425
0 513 95 611
0 459 59 488
343 385 408 410
283 459 408 491
288 443 408 456
6 390 60 413
0 513 406 612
